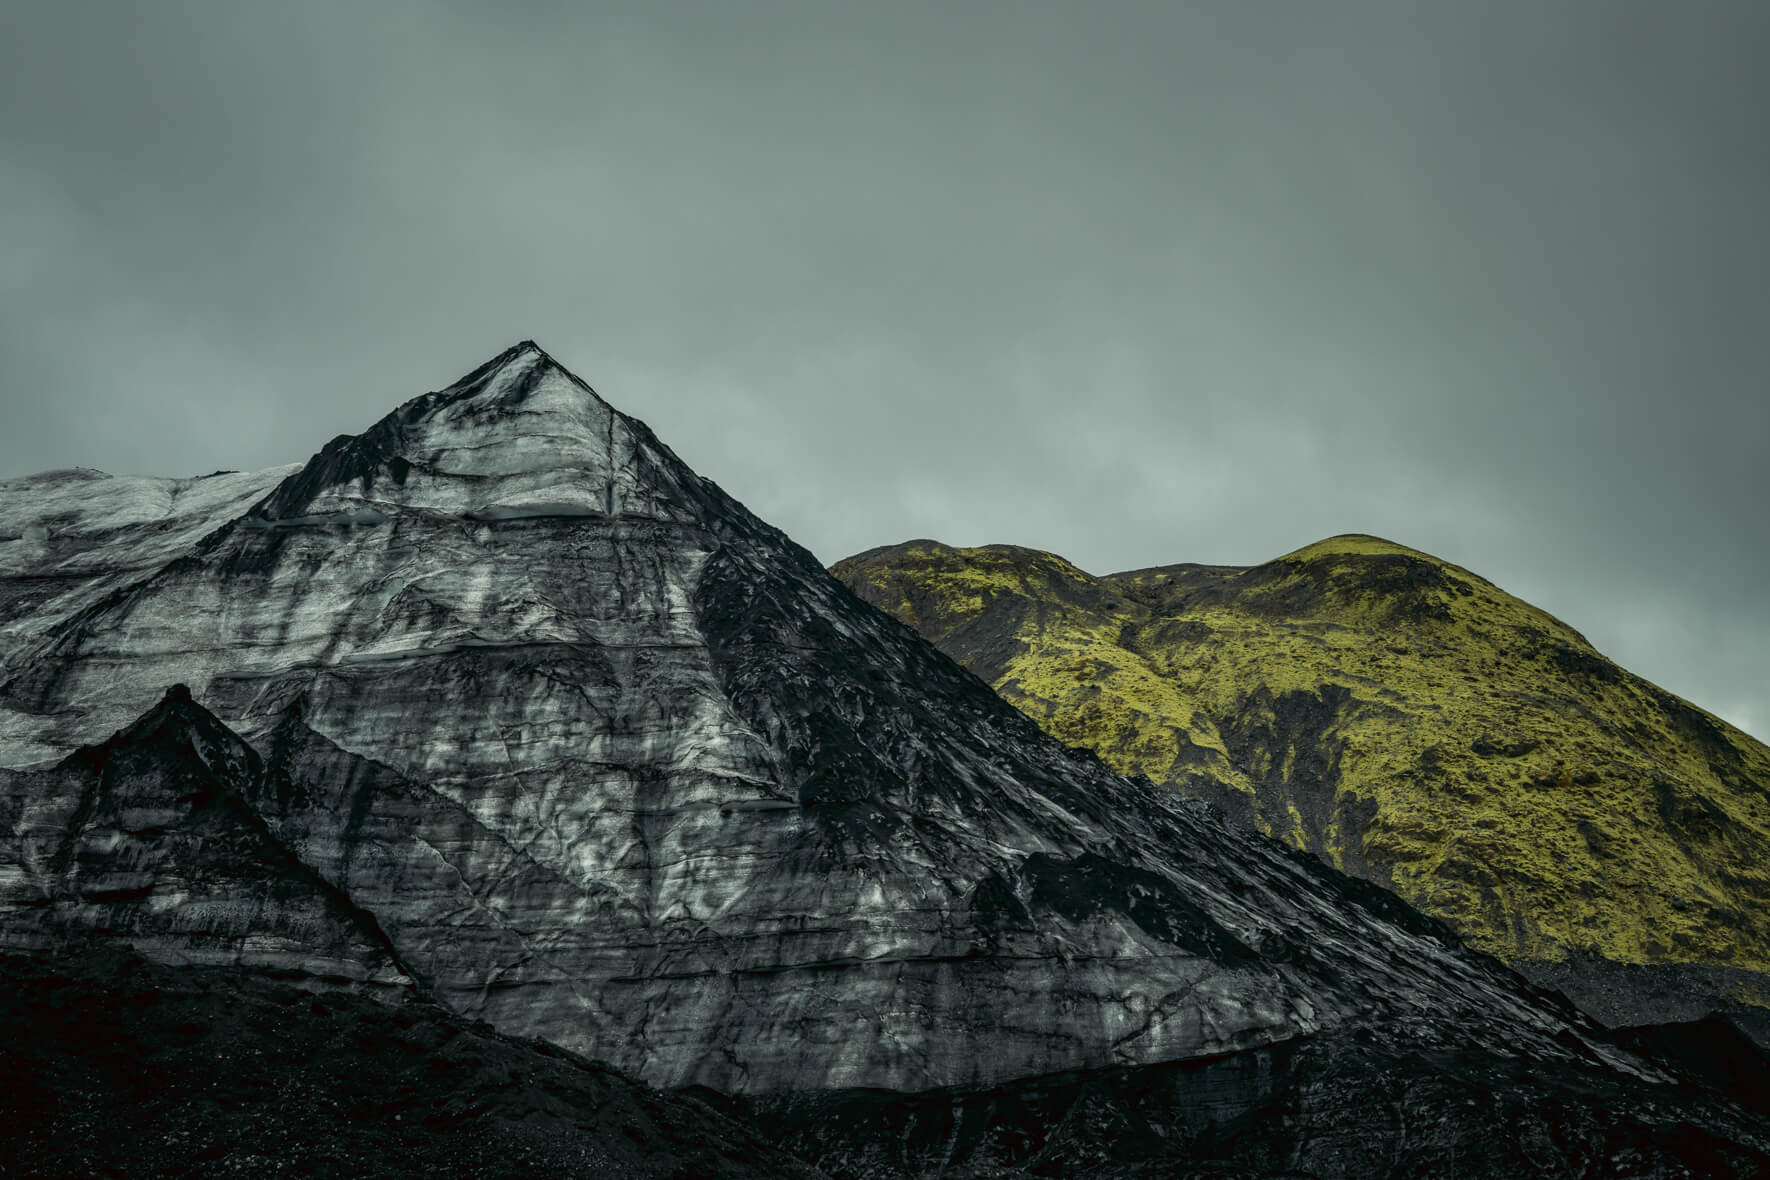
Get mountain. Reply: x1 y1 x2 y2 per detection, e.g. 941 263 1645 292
2 343 1767 1175
832 536 1770 1028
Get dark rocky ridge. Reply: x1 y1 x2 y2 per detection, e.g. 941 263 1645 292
1 343 1767 1173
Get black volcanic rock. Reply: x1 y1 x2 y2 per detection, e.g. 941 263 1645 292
729 1036 1770 1178
0 945 820 1179
1615 1016 1770 1118
0 343 1768 1175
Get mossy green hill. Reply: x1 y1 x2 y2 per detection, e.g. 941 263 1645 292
833 535 1770 1025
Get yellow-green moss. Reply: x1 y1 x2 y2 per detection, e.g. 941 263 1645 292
835 536 1770 978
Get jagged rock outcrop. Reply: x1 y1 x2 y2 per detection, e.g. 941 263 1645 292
831 537 1770 1029
2 343 1768 1175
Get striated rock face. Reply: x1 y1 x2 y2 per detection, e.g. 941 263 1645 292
0 684 403 987
832 537 1770 1029
0 466 292 724
0 342 1752 1154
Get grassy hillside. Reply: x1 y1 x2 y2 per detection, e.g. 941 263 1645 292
833 536 1770 1013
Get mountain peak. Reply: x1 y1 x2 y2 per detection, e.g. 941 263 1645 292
249 343 705 526
429 339 596 414
1275 532 1429 563
58 680 262 788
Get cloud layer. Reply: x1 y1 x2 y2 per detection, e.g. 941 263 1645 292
3 1 1765 737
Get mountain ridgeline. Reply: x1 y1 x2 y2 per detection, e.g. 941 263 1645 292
833 537 1770 1029
1 344 1767 1176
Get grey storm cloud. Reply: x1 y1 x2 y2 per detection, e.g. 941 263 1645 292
2 1 1766 738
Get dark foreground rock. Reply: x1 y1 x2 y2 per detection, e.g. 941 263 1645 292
8 944 1765 1180
0 946 821 1179
727 1034 1770 1178
8 943 1765 1180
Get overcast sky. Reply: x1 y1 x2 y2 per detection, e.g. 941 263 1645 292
3 2 1765 739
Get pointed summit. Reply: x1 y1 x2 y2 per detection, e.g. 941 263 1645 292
428 339 602 414
59 682 256 782
250 342 709 527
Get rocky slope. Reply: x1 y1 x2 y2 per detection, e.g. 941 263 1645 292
833 537 1770 1026
2 342 1767 1174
